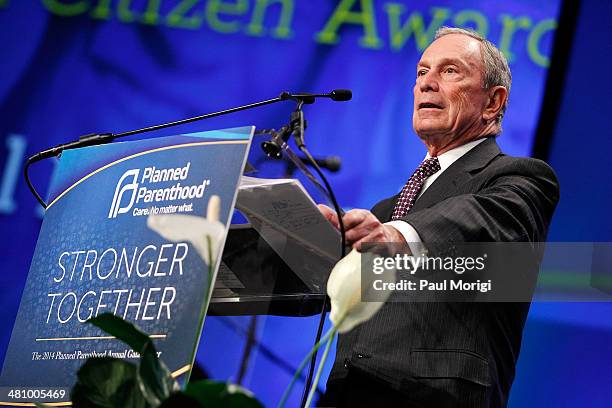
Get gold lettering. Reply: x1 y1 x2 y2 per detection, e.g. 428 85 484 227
498 14 532 63
118 0 137 23
246 0 294 39
143 0 162 25
91 0 112 20
41 0 89 16
384 5 450 51
527 18 557 67
315 0 382 49
205 0 248 34
452 9 488 37
166 0 203 29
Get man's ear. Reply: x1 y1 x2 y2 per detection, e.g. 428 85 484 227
483 86 508 122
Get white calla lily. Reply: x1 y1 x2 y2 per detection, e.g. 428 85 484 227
327 249 396 334
147 195 225 265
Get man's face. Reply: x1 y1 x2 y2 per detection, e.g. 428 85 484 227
413 34 489 143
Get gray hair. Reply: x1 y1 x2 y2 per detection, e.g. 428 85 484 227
434 26 512 125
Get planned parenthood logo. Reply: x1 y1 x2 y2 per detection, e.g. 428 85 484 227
108 169 140 218
107 162 209 219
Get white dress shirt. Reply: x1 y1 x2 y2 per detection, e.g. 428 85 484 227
386 137 488 255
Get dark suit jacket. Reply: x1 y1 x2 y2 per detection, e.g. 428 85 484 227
326 137 560 407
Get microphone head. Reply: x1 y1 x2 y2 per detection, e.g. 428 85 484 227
323 156 342 172
329 89 352 101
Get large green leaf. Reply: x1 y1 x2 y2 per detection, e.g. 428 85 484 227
184 380 264 408
137 340 179 407
87 314 150 354
70 357 149 408
158 392 202 408
87 314 179 407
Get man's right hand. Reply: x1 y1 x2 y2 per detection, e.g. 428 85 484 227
317 204 406 251
318 204 340 229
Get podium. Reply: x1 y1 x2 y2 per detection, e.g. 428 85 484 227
0 126 341 405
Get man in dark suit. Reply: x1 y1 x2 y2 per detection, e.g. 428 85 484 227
318 27 559 407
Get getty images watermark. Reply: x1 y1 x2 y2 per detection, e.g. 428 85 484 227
359 242 612 302
372 251 490 292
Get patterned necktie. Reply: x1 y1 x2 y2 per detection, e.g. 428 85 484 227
391 157 441 220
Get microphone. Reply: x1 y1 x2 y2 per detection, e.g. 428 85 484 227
283 155 342 178
329 89 352 101
306 155 342 172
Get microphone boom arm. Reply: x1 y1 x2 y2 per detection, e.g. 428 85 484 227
24 89 351 208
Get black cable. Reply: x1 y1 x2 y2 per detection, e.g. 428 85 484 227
295 109 346 407
300 296 329 407
236 315 258 385
24 157 47 209
298 146 346 255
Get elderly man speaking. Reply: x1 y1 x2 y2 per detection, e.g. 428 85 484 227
318 27 559 407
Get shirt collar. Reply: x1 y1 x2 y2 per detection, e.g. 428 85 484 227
425 137 488 172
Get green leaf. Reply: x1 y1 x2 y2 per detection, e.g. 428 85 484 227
158 392 202 408
87 314 179 407
87 313 151 354
137 341 179 407
112 377 151 408
70 357 149 408
184 380 264 408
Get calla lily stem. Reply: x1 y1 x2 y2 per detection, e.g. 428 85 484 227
277 314 347 408
277 326 335 408
304 325 337 407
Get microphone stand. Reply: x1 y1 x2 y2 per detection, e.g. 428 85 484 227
25 90 351 209
272 99 348 408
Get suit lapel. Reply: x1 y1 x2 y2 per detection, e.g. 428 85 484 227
372 195 398 222
409 137 502 212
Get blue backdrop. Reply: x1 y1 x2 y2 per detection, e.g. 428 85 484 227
508 1 612 406
0 0 582 406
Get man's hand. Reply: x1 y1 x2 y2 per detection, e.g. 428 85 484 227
318 204 406 251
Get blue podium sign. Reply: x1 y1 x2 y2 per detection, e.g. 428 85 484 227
0 127 253 405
